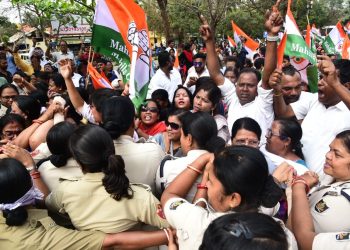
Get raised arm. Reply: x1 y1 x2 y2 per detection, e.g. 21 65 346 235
12 46 34 76
261 4 283 89
318 55 350 110
199 16 225 85
59 59 85 111
269 69 296 117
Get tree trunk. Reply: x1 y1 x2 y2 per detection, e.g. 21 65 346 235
156 0 171 42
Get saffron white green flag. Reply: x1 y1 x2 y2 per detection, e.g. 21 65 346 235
311 24 323 43
92 0 152 107
322 21 346 56
277 0 317 92
231 21 259 59
282 4 317 65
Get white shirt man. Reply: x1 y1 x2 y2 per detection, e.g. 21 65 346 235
272 59 350 180
290 94 350 175
184 54 210 93
219 74 274 141
147 51 182 101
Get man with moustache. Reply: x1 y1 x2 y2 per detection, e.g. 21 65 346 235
184 53 210 93
147 51 182 102
269 57 350 180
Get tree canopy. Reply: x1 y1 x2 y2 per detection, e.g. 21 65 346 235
6 0 350 43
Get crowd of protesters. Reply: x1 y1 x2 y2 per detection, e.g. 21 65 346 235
1 2 350 250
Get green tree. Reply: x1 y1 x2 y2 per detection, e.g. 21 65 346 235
11 0 93 42
0 16 17 43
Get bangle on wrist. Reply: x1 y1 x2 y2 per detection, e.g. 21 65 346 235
187 165 203 175
266 35 279 42
197 183 208 189
30 171 41 179
291 177 310 193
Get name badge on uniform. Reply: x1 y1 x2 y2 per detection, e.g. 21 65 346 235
314 199 329 213
336 233 350 241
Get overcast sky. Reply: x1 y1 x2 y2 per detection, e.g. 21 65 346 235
0 0 21 23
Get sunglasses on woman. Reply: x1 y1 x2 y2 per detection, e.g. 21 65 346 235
141 106 159 113
165 120 181 130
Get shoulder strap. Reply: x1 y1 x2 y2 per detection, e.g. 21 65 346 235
159 155 173 192
36 156 51 169
322 183 350 202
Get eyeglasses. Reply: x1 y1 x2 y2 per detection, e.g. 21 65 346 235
193 62 203 67
233 138 260 147
141 106 159 113
165 120 181 130
266 129 286 139
3 130 22 138
1 95 17 100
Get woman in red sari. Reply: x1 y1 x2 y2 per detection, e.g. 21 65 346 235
136 99 166 139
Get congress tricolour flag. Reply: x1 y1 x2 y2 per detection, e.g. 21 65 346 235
311 24 321 37
322 21 346 56
227 35 237 54
282 3 316 65
289 24 315 85
277 0 317 92
91 0 152 107
310 25 324 44
231 21 259 59
227 35 236 48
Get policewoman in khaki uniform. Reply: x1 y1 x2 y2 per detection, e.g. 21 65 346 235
46 125 168 233
291 130 350 249
161 146 297 250
0 158 169 249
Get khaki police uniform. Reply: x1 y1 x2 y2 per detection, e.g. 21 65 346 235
0 209 105 250
313 232 350 250
114 135 165 194
164 197 298 250
308 181 350 233
46 172 169 233
38 158 83 191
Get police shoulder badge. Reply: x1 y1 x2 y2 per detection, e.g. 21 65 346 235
336 233 350 241
314 199 329 213
169 200 185 210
